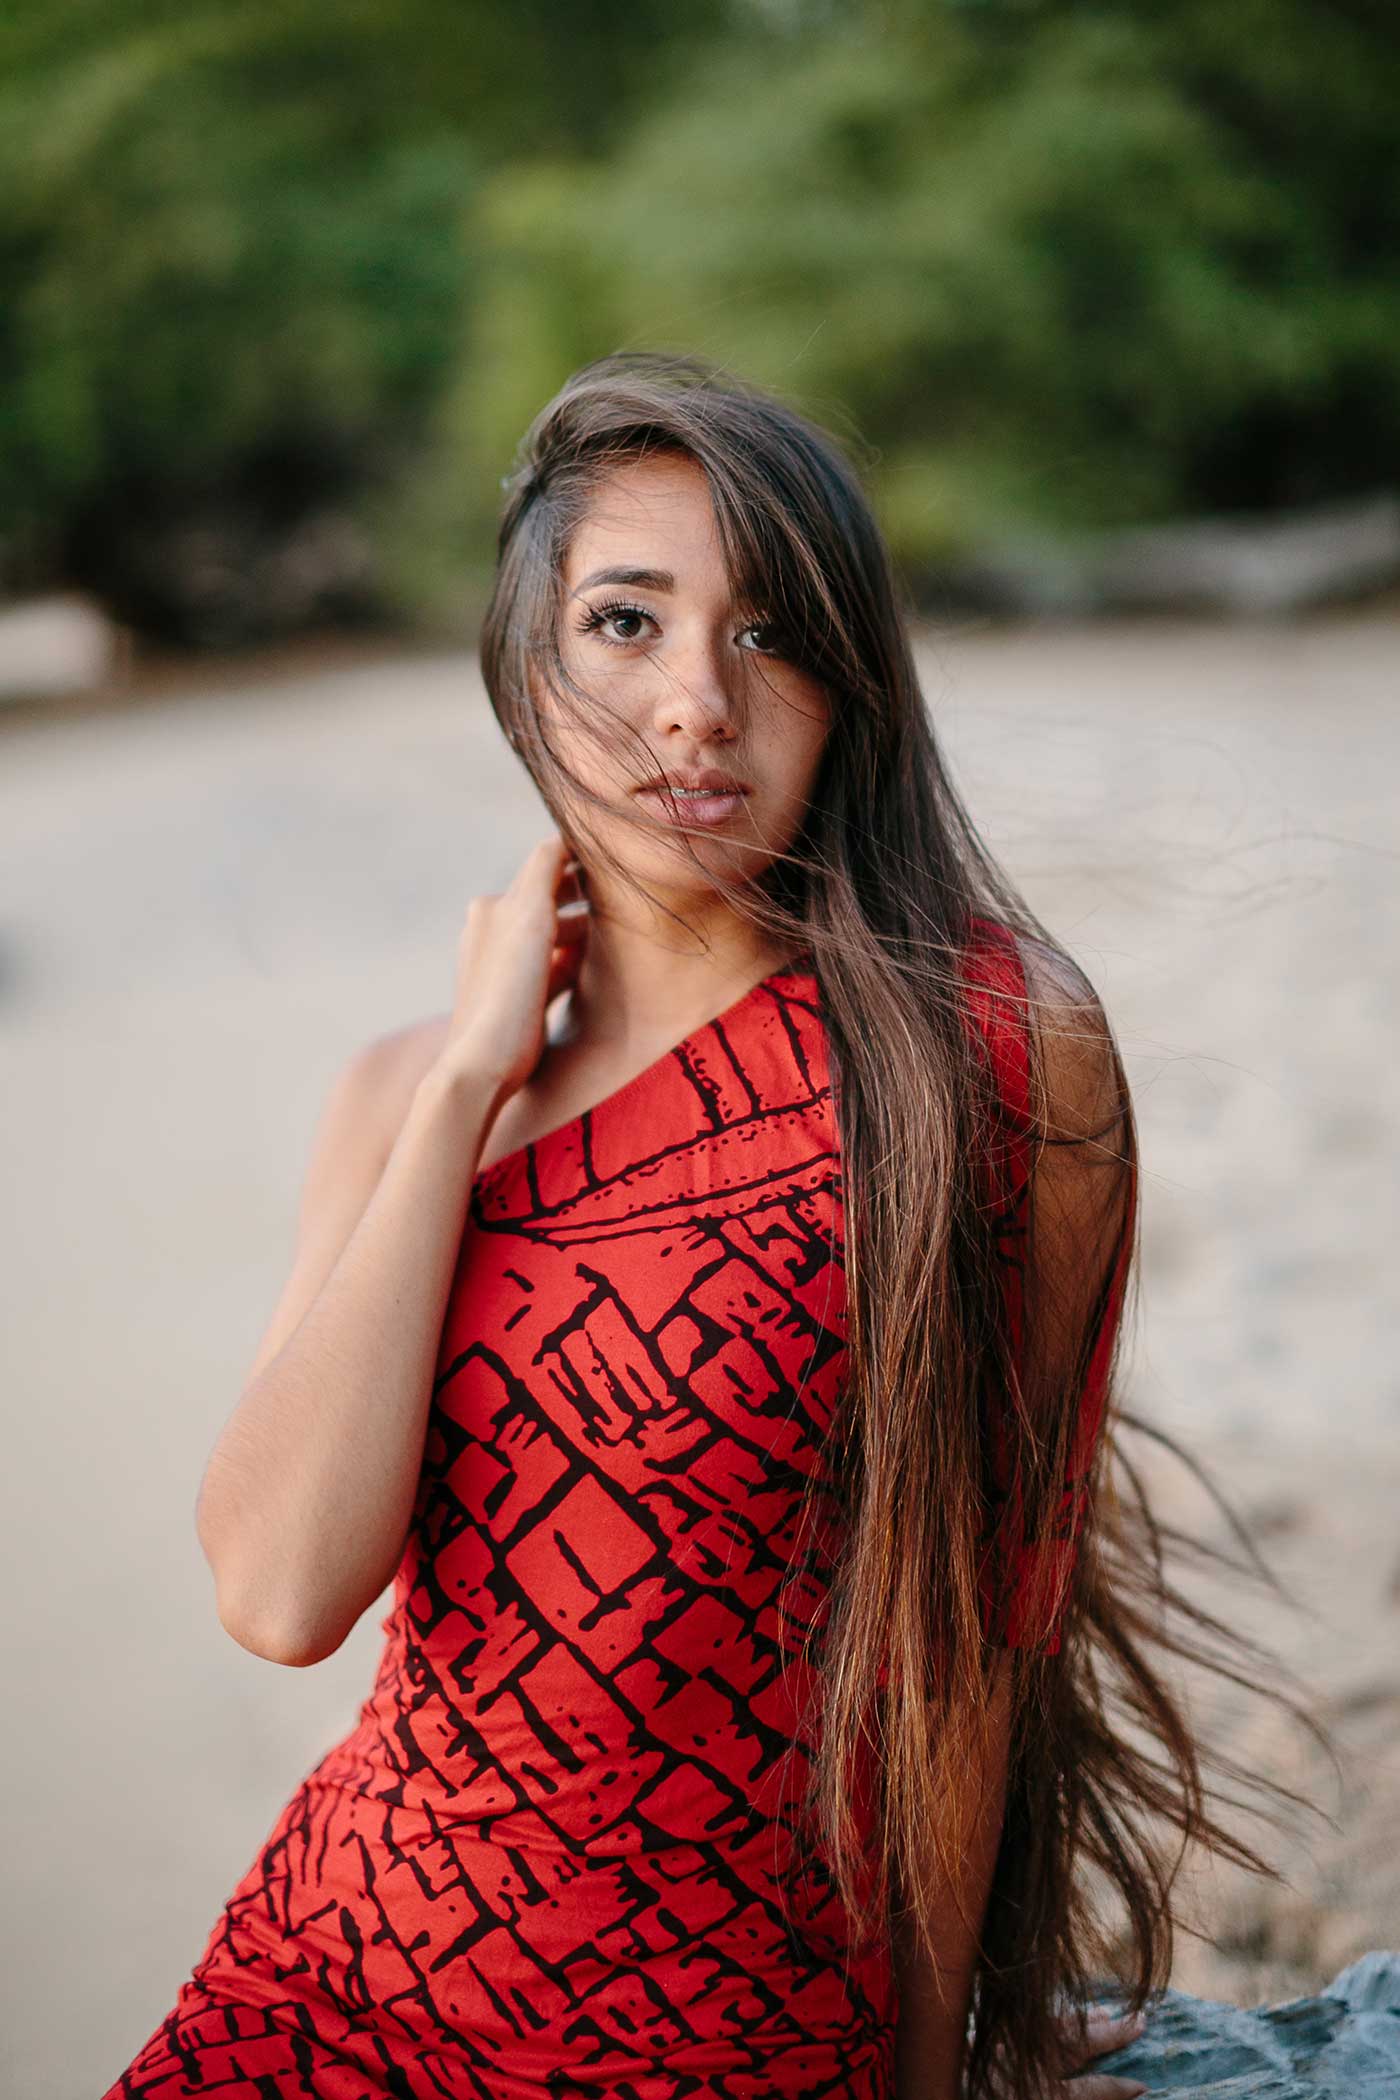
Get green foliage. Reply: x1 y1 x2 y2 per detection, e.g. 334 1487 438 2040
3 0 1397 638
0 0 731 635
0 12 474 633
454 2 1400 588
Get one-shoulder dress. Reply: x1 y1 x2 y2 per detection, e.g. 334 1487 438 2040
104 918 1134 2100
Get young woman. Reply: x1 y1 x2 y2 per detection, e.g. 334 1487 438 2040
105 353 1300 2100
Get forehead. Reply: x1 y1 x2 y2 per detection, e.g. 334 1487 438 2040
562 454 725 586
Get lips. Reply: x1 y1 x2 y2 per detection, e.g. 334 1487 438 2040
633 768 751 830
634 766 750 796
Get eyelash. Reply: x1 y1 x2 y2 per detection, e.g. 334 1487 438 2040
575 596 783 656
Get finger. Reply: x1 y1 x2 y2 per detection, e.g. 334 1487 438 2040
517 834 573 888
553 906 590 947
1053 2006 1147 2058
1074 1999 1150 2049
546 941 586 1003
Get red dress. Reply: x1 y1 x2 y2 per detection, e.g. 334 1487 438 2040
104 920 1132 2100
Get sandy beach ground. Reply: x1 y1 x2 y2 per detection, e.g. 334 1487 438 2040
2 610 1396 2095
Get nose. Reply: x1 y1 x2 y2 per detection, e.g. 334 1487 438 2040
649 629 740 743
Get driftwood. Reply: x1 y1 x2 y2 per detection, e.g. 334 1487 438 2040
942 491 1400 618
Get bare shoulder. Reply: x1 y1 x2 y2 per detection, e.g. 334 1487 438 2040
328 1012 455 1148
297 1012 456 1217
1006 936 1137 1393
1010 933 1127 1148
240 1012 453 1386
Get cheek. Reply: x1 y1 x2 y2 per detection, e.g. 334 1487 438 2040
537 681 644 787
773 680 832 787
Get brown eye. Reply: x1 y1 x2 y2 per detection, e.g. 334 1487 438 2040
740 619 785 656
576 598 657 647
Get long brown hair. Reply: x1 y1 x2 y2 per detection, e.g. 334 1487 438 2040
478 351 1334 2099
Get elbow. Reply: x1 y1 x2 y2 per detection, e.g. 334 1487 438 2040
219 1598 347 1668
198 1498 353 1667
212 1575 349 1669
197 1494 395 1669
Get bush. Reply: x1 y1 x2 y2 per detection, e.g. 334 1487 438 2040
4 2 1398 639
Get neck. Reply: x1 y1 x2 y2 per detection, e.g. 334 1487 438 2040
560 902 795 1055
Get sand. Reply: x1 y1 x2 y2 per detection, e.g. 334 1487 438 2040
1 607 1395 2094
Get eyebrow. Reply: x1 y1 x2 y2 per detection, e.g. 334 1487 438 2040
571 565 676 596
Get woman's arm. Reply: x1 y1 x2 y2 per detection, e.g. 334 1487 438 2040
893 1661 1148 2100
195 1031 500 1666
195 834 586 1667
894 930 1140 2097
892 1652 1014 2100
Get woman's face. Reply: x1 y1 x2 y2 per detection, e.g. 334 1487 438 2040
540 452 832 911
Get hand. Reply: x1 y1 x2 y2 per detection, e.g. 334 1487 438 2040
438 834 591 1099
1045 2000 1148 2098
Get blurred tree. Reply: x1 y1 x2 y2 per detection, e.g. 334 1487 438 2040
2 0 1397 638
452 0 1400 599
0 0 733 640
